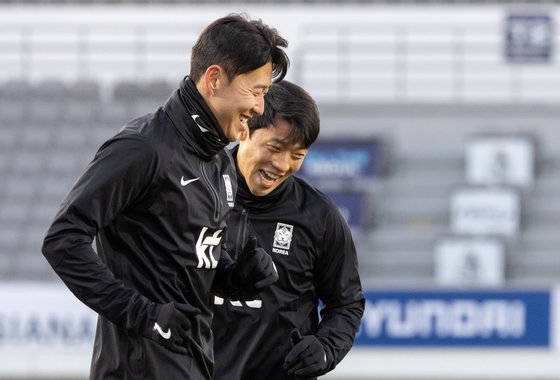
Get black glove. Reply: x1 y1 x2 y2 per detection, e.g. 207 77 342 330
283 329 327 378
147 302 192 355
235 236 279 291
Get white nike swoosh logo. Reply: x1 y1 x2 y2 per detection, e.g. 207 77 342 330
154 323 171 340
181 176 199 186
191 114 209 133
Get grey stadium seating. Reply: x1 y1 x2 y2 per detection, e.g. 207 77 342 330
3 79 560 286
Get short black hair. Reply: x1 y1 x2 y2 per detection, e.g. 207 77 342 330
190 13 289 84
247 81 320 149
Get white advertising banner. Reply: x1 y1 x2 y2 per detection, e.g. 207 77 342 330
450 187 520 236
434 236 506 286
465 135 535 187
0 282 97 377
0 282 97 348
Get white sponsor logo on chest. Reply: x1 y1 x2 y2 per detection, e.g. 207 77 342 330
196 227 223 269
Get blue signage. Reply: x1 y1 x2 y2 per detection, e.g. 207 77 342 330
505 14 553 63
326 191 366 231
356 290 550 347
299 140 381 179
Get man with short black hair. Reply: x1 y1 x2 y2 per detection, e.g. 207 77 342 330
212 81 365 380
42 14 288 380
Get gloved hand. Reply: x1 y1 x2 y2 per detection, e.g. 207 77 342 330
235 236 279 292
147 302 192 355
283 329 327 378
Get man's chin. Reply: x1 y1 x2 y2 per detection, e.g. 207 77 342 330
250 185 273 197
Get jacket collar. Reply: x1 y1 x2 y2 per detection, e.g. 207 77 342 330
164 76 228 160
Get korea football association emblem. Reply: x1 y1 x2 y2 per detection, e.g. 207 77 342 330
272 222 293 255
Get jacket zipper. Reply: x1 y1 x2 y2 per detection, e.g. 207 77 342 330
199 160 220 223
236 209 249 258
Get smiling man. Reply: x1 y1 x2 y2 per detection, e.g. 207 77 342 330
212 81 365 380
41 14 288 380
236 115 307 196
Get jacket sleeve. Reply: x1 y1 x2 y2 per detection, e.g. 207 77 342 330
42 134 164 334
312 205 365 375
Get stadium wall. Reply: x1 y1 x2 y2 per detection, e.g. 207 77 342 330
1 283 559 379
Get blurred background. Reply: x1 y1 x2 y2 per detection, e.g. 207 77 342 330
1 0 560 379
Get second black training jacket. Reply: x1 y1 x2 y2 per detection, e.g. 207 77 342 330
212 147 365 380
42 77 237 380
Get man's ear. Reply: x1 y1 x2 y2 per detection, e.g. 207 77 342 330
204 65 223 95
238 127 249 141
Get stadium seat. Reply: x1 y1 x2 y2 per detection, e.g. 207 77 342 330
144 79 174 101
63 79 102 123
0 80 31 123
20 124 55 149
29 80 70 124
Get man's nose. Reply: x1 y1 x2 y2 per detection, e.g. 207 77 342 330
272 152 290 173
252 94 265 115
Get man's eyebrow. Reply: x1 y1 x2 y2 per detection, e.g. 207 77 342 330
253 84 270 90
270 137 305 149
269 137 285 144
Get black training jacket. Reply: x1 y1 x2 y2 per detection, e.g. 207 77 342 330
212 148 365 380
42 77 237 380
